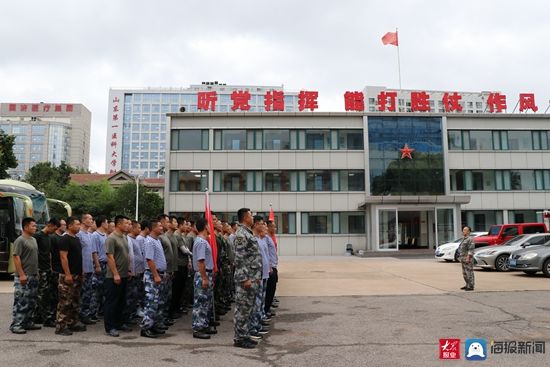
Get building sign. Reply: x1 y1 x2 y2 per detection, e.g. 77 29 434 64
2 103 74 114
106 92 124 173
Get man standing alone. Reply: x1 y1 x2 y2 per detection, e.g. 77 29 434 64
459 226 475 291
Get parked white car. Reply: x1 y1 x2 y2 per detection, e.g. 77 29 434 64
435 232 487 262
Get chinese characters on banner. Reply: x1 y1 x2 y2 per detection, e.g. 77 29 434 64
8 103 74 113
192 90 540 113
109 96 122 173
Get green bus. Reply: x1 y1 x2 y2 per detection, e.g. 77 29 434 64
0 179 71 273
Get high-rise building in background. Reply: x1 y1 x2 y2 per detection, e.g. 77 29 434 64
106 82 299 178
0 102 91 178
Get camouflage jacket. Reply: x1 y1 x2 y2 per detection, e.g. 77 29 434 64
458 235 475 261
233 224 262 283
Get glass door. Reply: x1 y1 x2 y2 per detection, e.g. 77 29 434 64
436 208 455 247
378 209 398 251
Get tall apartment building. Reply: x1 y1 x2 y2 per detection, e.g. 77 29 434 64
0 103 91 178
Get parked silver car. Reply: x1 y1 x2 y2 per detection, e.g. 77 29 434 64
473 233 550 271
509 241 550 276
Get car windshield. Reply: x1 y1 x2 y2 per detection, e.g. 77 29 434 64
504 235 527 246
488 225 502 236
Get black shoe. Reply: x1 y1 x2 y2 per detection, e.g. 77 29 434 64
24 324 42 331
202 327 217 335
246 337 258 345
234 339 255 349
169 313 181 319
209 320 220 327
55 328 73 336
156 324 168 331
261 320 271 326
267 311 276 317
272 304 279 308
118 324 133 332
141 329 158 338
43 320 56 328
80 318 96 325
215 314 220 321
151 328 166 335
193 331 211 339
164 319 175 326
90 317 99 323
69 324 87 332
465 287 474 291
460 286 467 290
10 327 26 334
106 329 120 337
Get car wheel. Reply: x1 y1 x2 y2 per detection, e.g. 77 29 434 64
523 270 537 275
454 251 459 262
542 259 550 278
495 254 510 272
444 259 453 262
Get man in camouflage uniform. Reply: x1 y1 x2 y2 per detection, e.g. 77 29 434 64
11 217 40 334
214 219 230 316
191 218 216 339
174 218 193 314
158 214 175 327
140 220 166 338
233 208 263 349
33 218 59 327
458 226 475 291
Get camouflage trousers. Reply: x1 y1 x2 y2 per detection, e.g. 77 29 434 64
56 274 81 331
95 262 107 315
461 260 475 289
192 272 213 330
10 275 39 331
80 272 98 319
124 274 143 322
34 270 58 324
234 280 259 341
221 264 234 304
160 272 172 321
141 270 162 331
249 280 266 333
214 270 224 311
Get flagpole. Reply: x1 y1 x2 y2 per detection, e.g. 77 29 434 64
396 27 402 90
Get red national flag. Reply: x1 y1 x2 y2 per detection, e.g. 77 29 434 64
205 191 218 273
382 31 398 46
268 205 278 248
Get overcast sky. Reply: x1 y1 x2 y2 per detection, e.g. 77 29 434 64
1 0 548 173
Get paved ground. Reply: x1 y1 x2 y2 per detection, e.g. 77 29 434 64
0 256 549 366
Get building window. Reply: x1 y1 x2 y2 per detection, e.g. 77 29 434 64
339 170 365 191
264 171 290 191
338 130 364 150
305 130 330 150
169 170 208 192
213 171 247 191
469 130 493 150
462 210 503 232
214 130 246 150
306 171 332 191
448 130 462 150
301 212 365 234
170 129 209 150
302 212 331 234
508 131 533 150
264 130 290 150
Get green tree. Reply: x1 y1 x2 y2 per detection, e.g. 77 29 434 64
24 161 88 197
57 180 115 218
110 182 164 220
0 129 17 179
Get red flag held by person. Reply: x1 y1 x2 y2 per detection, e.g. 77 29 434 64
205 191 218 273
381 31 398 46
268 204 278 248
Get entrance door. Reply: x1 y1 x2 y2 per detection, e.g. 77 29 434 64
378 209 398 250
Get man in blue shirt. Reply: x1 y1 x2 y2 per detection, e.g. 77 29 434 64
191 217 216 340
140 220 166 338
77 213 98 325
264 220 278 317
91 216 108 317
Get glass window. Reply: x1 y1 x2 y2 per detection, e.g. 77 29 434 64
12 126 27 135
508 210 540 224
508 131 532 150
264 130 290 150
171 129 209 150
221 130 246 150
306 171 332 191
31 135 44 143
220 171 246 191
339 130 364 149
169 170 208 192
448 130 462 150
31 125 46 135
339 212 366 234
510 170 535 190
264 171 290 191
0 124 11 133
462 210 504 232
469 131 493 150
305 130 330 149
301 212 331 234
339 170 365 191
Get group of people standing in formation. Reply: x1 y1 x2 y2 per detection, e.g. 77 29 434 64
9 207 279 349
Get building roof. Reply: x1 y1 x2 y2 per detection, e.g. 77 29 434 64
70 173 111 185
70 171 164 186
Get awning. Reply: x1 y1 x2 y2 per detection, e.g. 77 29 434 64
358 195 470 209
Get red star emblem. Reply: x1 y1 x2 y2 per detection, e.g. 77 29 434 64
399 144 414 159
